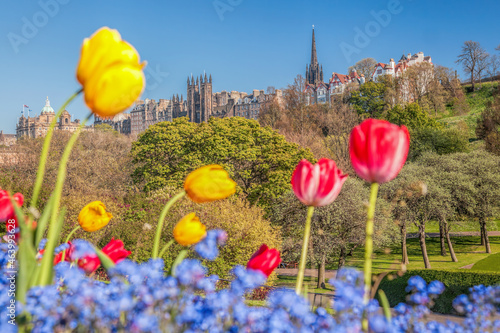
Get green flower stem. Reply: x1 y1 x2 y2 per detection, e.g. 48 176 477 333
158 240 175 259
363 182 379 304
60 225 81 262
30 88 83 212
38 113 91 286
170 249 188 276
152 191 186 259
295 205 315 295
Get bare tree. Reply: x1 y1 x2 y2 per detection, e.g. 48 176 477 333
456 41 488 91
348 57 378 79
322 101 360 173
487 55 500 81
475 52 490 87
404 62 435 101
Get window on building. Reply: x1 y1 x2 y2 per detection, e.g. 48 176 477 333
377 69 382 74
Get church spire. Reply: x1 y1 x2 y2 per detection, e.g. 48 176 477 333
311 25 318 67
305 25 322 85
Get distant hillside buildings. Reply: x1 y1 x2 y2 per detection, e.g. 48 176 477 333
9 28 433 139
303 27 432 105
15 97 92 139
372 52 432 81
96 74 282 136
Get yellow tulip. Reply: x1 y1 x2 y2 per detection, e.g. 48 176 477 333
173 213 206 246
184 165 236 203
78 201 113 232
76 27 146 118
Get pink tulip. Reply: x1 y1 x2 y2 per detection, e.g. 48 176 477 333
291 158 347 207
349 119 410 184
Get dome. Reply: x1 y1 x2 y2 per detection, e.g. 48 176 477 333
41 96 55 114
112 113 127 122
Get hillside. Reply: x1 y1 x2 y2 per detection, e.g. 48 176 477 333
438 81 499 140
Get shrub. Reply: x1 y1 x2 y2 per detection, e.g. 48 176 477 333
101 188 282 282
130 117 314 208
377 269 500 314
408 126 469 161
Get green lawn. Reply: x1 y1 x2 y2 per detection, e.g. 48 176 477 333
406 219 500 234
275 275 333 293
336 236 500 274
471 252 500 272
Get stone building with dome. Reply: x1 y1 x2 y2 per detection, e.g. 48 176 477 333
16 97 89 139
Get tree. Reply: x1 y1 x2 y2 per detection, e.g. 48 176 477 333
384 164 454 269
268 179 395 288
456 41 488 91
322 101 360 173
419 151 500 254
386 103 441 129
404 62 435 102
408 124 469 161
349 81 387 117
434 65 469 115
474 52 490 87
131 117 315 208
259 98 283 129
348 58 378 79
476 87 500 155
487 55 500 81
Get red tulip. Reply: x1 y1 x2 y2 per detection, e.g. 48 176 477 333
101 238 131 264
246 244 281 277
291 158 347 207
77 255 101 274
53 238 131 273
0 190 24 222
349 119 410 184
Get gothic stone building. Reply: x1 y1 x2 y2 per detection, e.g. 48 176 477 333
304 28 364 105
101 73 281 135
187 73 212 123
16 97 90 139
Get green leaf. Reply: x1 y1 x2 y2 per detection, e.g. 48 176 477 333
37 207 66 286
94 247 115 271
34 194 55 247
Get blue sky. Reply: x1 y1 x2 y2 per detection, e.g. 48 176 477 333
1 0 499 133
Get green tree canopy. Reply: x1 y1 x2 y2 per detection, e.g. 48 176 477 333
408 126 469 161
349 81 387 117
131 117 315 207
386 103 442 129
416 150 500 253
